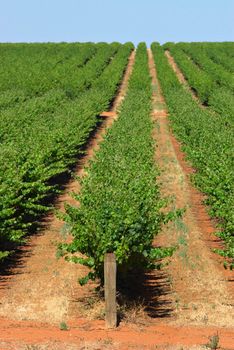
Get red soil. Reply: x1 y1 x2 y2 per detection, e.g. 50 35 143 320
1 318 234 349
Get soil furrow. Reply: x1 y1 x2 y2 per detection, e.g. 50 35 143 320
165 49 206 107
148 48 233 328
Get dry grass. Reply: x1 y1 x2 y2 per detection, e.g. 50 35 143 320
117 298 150 326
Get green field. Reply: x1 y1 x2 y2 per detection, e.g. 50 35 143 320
0 41 233 272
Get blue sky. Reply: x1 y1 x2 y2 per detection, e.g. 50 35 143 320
0 0 233 45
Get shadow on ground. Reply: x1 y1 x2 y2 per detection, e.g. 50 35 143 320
74 265 174 324
0 116 106 289
117 267 174 320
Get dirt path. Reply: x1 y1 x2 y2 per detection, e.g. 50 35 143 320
1 318 234 350
148 48 234 327
164 50 187 85
0 50 135 324
163 49 233 279
165 49 206 107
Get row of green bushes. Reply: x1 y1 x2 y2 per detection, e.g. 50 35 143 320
0 43 133 259
59 43 176 284
152 43 234 268
164 42 234 125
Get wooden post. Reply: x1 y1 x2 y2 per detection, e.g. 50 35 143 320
104 253 117 328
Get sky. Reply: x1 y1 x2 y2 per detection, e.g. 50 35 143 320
0 0 233 45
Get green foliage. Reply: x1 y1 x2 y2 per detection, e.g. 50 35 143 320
178 42 234 93
60 43 177 285
152 42 234 267
0 42 133 258
0 43 96 104
164 42 234 124
59 321 69 331
164 43 214 103
204 44 234 73
205 333 220 350
208 87 234 125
